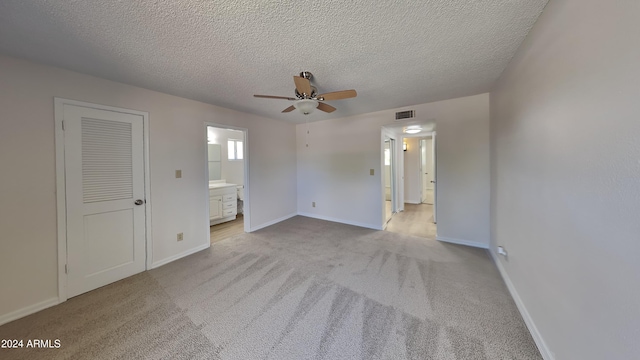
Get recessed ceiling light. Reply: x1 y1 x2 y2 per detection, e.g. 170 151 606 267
405 128 421 134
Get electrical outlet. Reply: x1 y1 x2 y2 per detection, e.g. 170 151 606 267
312 202 316 207
177 233 184 241
175 170 182 178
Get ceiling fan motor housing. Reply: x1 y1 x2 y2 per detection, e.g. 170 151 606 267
295 86 317 99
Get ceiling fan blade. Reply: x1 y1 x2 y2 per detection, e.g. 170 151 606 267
317 102 336 113
254 94 297 100
282 105 296 113
293 76 312 96
318 89 357 101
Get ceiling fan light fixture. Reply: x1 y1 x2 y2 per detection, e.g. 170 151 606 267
254 71 356 115
294 99 318 115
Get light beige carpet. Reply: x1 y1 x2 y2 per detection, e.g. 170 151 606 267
0 216 541 359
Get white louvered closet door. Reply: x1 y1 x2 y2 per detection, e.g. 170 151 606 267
64 104 146 298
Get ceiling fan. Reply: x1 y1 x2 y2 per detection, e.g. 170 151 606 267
254 71 357 115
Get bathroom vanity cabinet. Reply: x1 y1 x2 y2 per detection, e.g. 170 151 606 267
209 183 237 225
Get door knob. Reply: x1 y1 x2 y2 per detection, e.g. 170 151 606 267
134 199 144 205
430 181 436 183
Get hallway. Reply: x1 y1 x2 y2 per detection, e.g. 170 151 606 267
385 203 437 239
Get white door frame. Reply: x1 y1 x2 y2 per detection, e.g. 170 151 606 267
381 129 399 229
419 136 433 204
432 131 437 224
204 122 251 233
403 131 437 225
54 98 152 303
419 138 426 203
389 138 397 218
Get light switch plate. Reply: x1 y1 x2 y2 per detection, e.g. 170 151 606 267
370 169 375 176
175 170 182 178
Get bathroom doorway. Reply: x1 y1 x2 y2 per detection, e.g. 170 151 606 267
384 137 397 224
205 124 249 243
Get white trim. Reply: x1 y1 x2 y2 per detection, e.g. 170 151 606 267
400 131 435 139
150 243 210 269
490 251 554 360
298 212 382 231
431 131 437 224
54 98 152 303
381 128 399 229
436 236 489 249
204 122 250 234
250 212 297 232
404 199 421 205
143 111 153 270
0 297 60 326
54 99 68 302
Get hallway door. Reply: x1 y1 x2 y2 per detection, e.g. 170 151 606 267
384 139 393 222
420 138 434 204
63 103 147 298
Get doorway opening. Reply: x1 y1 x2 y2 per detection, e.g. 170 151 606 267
205 124 249 243
420 135 436 218
385 132 437 239
383 136 397 225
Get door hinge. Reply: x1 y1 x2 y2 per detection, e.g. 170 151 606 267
65 264 68 274
62 120 65 131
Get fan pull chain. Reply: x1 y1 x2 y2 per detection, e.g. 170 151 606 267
305 118 310 148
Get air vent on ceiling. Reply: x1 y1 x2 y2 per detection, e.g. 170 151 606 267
395 110 415 120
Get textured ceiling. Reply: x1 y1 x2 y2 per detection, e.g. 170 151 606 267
0 0 547 123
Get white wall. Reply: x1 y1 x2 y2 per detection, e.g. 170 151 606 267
0 55 297 322
207 127 245 198
403 137 421 203
297 93 490 247
434 99 491 249
490 1 640 359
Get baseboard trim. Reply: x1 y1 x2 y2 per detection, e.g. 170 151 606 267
250 212 297 232
436 236 489 249
405 199 421 204
490 251 554 360
150 243 210 269
0 297 60 326
297 212 382 230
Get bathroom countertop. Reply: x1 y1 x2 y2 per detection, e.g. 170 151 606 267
209 182 237 189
